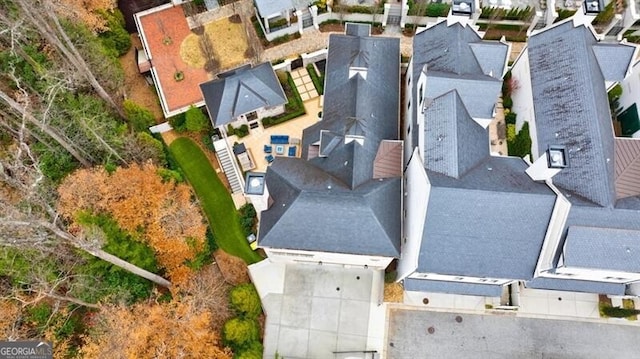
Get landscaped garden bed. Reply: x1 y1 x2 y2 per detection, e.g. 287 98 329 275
319 19 383 34
478 23 528 42
306 63 324 95
251 16 301 48
262 72 306 128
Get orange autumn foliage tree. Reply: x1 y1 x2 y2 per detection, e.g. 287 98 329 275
57 163 207 286
54 0 116 32
80 299 232 358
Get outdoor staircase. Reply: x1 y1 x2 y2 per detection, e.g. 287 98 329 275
387 3 402 26
214 138 244 194
301 8 314 28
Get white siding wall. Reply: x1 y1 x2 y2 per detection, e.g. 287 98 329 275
257 104 286 119
403 59 414 165
618 61 640 120
417 71 427 157
407 272 512 285
542 268 640 283
263 248 394 269
397 149 430 280
534 183 571 275
510 48 540 159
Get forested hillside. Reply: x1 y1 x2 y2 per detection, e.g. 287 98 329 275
0 1 258 357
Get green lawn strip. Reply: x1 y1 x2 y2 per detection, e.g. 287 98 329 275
168 137 262 264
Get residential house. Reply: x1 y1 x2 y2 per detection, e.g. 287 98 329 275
254 23 402 268
399 19 560 301
401 17 640 302
511 19 640 295
248 23 401 357
253 0 319 40
200 62 287 130
198 62 287 194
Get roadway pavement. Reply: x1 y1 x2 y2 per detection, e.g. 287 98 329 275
385 306 640 359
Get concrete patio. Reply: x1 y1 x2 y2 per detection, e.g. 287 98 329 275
226 92 322 173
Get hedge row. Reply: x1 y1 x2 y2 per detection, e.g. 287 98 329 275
480 6 534 20
306 64 324 95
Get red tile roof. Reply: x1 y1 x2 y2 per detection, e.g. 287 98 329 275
138 5 209 116
614 137 640 199
373 140 403 179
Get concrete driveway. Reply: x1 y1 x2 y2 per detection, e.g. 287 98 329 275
250 261 385 358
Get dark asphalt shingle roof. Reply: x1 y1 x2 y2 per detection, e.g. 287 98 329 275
259 30 401 257
562 226 640 272
302 33 400 189
526 277 626 295
200 62 286 127
412 21 506 120
425 73 501 119
258 158 401 256
423 90 489 178
527 22 618 207
419 157 557 279
404 278 504 297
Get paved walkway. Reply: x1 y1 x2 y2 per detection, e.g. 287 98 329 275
262 28 331 62
489 97 508 155
291 68 319 100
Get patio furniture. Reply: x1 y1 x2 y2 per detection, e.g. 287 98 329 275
264 144 272 153
275 145 285 155
288 146 297 157
265 154 275 163
271 135 290 144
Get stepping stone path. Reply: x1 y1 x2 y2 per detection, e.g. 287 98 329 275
290 68 319 101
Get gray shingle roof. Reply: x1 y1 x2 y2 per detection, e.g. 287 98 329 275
302 33 400 189
526 277 626 295
200 62 286 127
423 90 489 178
345 22 371 37
258 158 401 257
412 21 506 120
562 226 640 272
592 43 635 82
404 278 504 297
469 42 509 79
545 203 640 269
418 157 557 279
425 73 501 119
259 30 401 257
527 22 618 207
413 21 485 76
